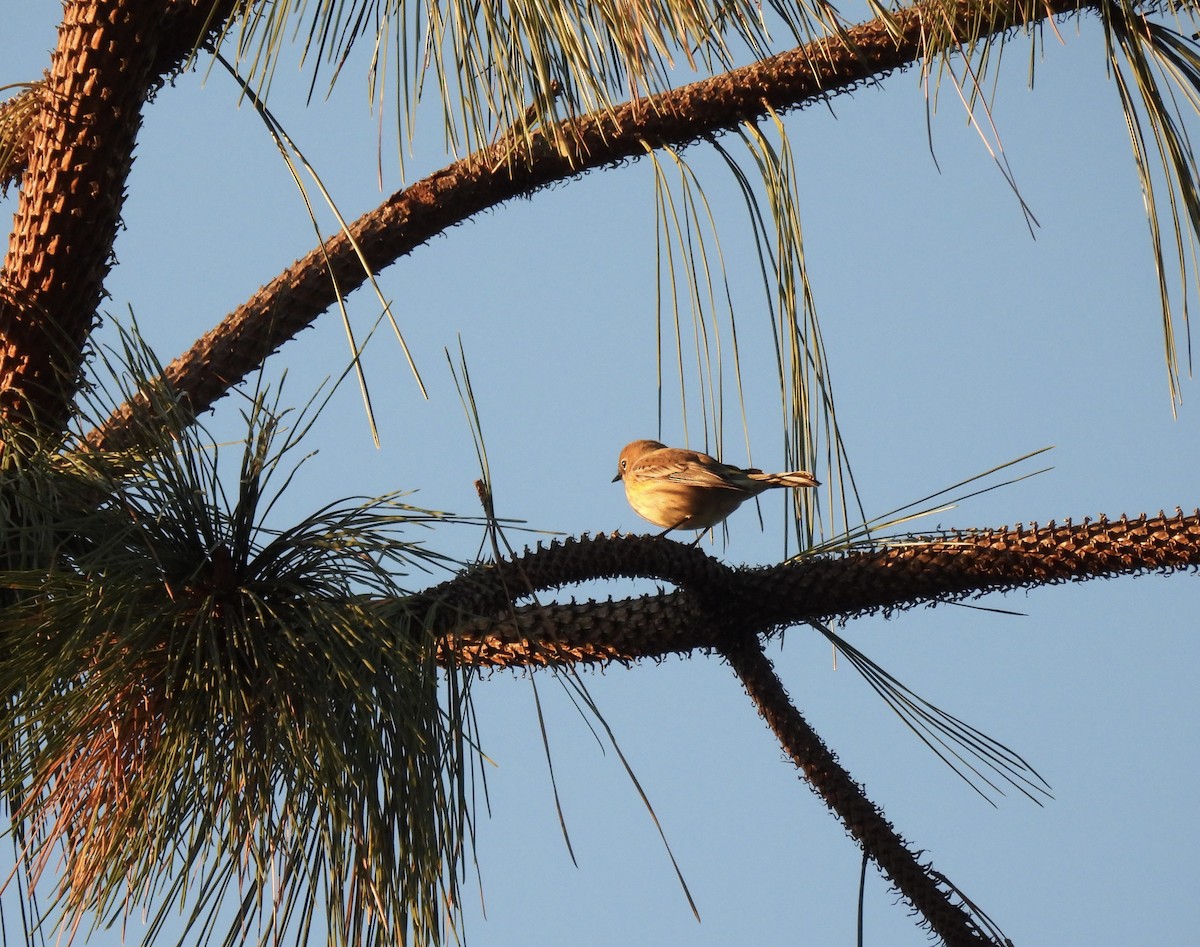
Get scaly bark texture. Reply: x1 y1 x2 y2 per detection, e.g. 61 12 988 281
721 635 1003 947
424 510 1200 946
0 0 239 437
423 510 1200 947
430 511 1200 666
0 0 168 433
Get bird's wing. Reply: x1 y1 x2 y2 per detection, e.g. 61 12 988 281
640 450 748 490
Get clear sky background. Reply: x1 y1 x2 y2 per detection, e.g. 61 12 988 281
4 3 1200 945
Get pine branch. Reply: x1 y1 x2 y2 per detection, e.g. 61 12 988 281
426 511 1200 667
0 0 239 436
720 633 1004 946
88 0 1091 448
425 508 1200 943
0 0 170 433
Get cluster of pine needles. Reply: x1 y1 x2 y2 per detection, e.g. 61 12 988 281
0 330 476 946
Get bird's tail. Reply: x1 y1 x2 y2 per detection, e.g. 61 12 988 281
748 470 820 489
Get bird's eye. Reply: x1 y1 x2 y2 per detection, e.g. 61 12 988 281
620 459 627 470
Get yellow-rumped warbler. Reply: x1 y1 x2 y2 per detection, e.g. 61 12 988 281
613 439 819 532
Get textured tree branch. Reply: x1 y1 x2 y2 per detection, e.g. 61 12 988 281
0 0 169 432
426 509 1199 944
428 511 1200 667
88 0 1092 448
721 634 1003 946
0 4 240 188
0 0 239 435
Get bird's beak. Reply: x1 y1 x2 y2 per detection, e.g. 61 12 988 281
612 472 621 483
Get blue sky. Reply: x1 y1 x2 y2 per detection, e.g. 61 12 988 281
4 4 1199 945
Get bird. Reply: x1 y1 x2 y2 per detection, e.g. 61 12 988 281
612 439 819 534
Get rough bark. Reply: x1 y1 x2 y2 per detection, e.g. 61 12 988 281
421 509 1200 947
0 0 168 433
429 511 1200 666
0 0 238 437
722 635 1004 946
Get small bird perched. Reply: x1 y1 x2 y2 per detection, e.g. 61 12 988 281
613 439 819 533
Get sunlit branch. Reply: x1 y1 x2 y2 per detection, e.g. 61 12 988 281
89 0 1090 448
0 0 240 438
